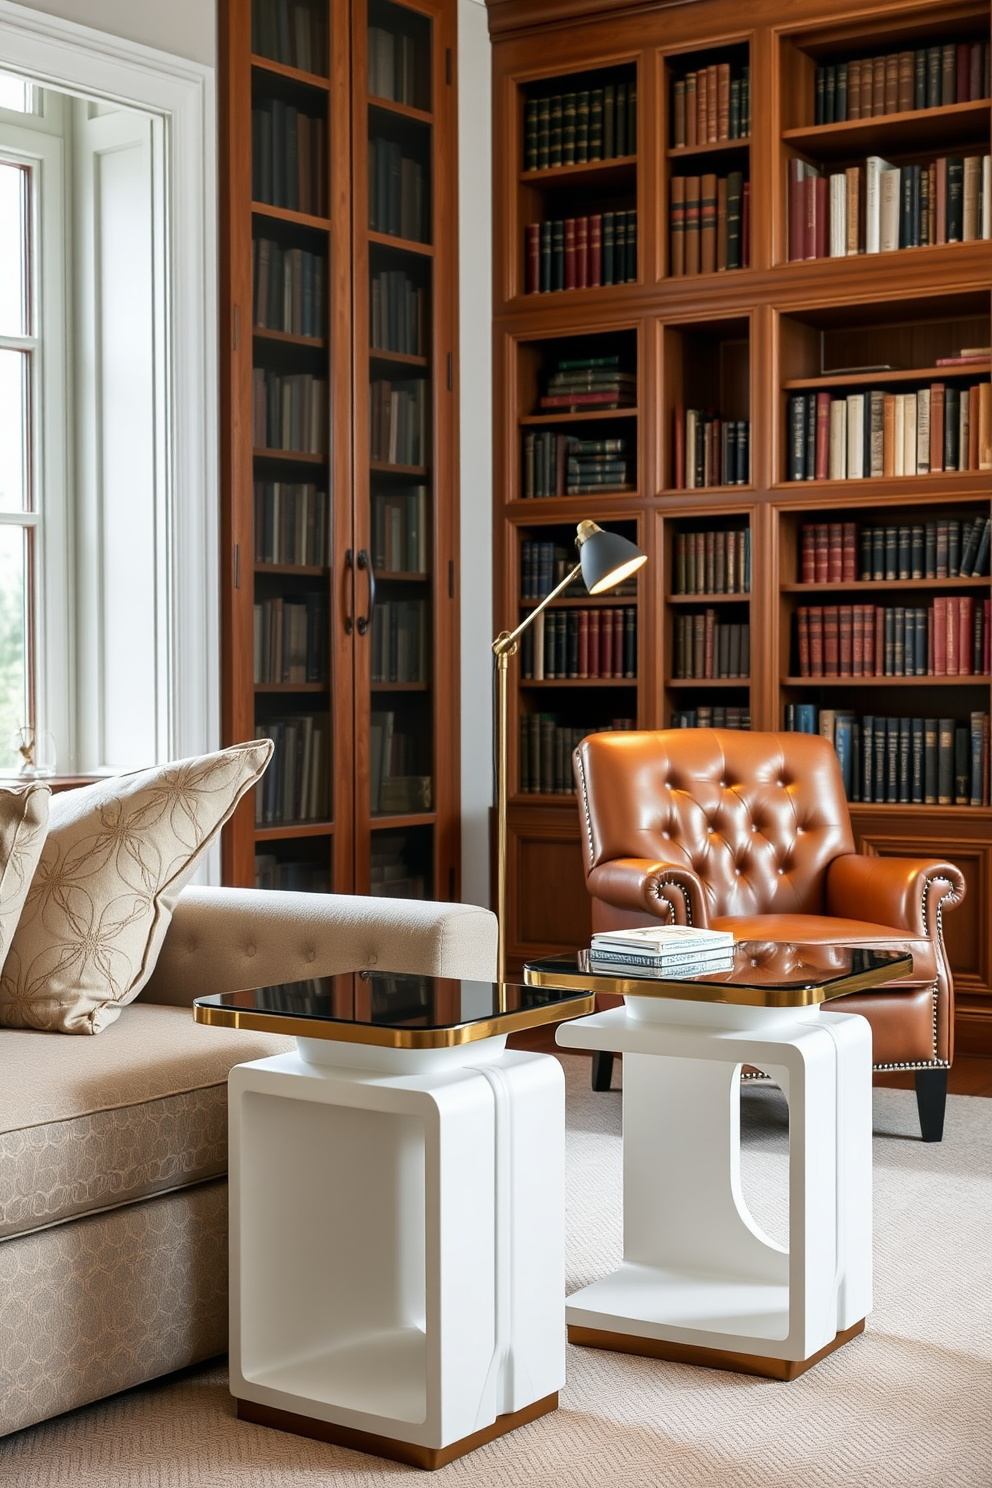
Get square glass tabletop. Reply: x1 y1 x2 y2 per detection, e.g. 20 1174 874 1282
193 971 595 1048
524 943 915 1009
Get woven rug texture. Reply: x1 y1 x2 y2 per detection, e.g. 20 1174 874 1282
0 1055 989 1488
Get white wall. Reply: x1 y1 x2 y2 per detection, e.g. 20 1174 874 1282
16 0 214 66
457 0 493 910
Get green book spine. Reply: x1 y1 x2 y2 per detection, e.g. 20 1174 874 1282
537 96 550 169
590 87 604 160
562 92 576 165
615 82 627 156
524 98 538 171
575 89 590 162
549 93 562 168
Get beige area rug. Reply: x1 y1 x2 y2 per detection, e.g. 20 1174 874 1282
1 1057 989 1488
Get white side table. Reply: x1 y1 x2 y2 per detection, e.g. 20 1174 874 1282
194 973 593 1469
527 944 913 1380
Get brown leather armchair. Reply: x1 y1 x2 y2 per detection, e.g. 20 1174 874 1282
573 728 967 1141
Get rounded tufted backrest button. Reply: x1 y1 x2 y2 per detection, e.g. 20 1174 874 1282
246 942 256 957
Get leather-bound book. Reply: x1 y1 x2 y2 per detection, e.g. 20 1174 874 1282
684 176 701 274
929 382 945 472
700 173 717 274
884 53 899 113
670 178 686 276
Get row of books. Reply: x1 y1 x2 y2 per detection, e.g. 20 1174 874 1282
524 81 637 171
252 369 327 454
252 0 326 76
253 594 328 685
787 156 991 261
254 715 330 824
370 599 428 685
253 481 328 568
371 487 429 572
799 518 992 583
670 172 749 275
786 384 992 482
673 613 750 681
589 925 735 977
539 355 635 413
673 409 750 489
670 63 750 148
522 433 632 499
786 708 990 808
369 710 431 815
524 212 638 294
521 607 637 682
521 541 586 600
519 717 635 796
673 527 751 595
371 836 427 899
369 378 428 467
671 707 750 729
370 268 427 357
368 137 428 243
253 238 325 339
256 855 330 893
251 100 326 217
794 598 990 678
368 25 425 110
812 43 991 126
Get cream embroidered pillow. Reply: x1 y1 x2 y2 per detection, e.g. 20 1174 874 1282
0 740 272 1034
0 783 50 973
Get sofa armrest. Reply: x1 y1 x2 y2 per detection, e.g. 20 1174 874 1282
138 887 498 1008
587 858 709 927
825 854 965 940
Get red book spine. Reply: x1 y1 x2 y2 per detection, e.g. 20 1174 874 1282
842 522 858 582
958 595 972 675
933 596 947 674
809 607 824 676
564 218 576 290
800 525 815 583
525 223 540 294
798 606 810 675
613 608 623 677
874 606 885 676
788 159 805 261
852 604 864 676
600 607 613 676
575 216 589 289
865 605 876 674
956 42 970 104
815 394 831 479
827 521 843 583
814 523 829 584
823 604 839 675
704 608 715 678
674 403 685 489
588 609 600 679
804 172 818 260
577 609 589 678
588 213 602 286
839 604 853 675
930 382 945 472
814 174 828 259
946 595 958 675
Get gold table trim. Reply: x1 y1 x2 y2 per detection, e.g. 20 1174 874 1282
193 985 595 1049
523 952 913 1009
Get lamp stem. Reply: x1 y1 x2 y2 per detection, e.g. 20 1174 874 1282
492 560 583 988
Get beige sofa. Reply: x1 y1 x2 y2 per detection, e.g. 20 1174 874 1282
0 886 497 1439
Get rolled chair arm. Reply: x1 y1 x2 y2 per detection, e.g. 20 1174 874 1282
139 887 498 1008
587 858 710 927
825 854 966 939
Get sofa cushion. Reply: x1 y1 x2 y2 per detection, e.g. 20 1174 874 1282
0 741 272 1033
0 1003 292 1241
0 782 49 972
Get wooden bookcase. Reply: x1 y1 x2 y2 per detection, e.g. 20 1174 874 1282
488 0 992 1054
219 0 460 904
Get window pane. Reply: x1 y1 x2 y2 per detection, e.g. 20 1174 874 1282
0 525 28 763
0 349 28 511
0 160 28 336
0 73 36 116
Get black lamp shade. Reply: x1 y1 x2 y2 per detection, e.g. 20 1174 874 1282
576 521 648 595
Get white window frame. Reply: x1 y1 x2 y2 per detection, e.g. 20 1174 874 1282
0 0 218 774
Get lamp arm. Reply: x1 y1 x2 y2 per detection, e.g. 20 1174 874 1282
492 562 583 656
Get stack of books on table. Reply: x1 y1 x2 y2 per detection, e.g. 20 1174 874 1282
589 925 735 978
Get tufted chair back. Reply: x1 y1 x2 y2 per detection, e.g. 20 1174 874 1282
574 728 856 920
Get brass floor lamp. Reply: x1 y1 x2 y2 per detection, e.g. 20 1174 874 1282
492 519 648 985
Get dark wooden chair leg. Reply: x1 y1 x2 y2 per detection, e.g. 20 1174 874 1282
915 1067 948 1143
591 1051 614 1092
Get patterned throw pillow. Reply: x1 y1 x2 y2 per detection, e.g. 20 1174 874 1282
0 740 273 1034
0 783 51 973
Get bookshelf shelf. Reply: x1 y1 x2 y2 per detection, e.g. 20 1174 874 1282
223 0 459 902
491 0 992 1050
781 98 991 159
